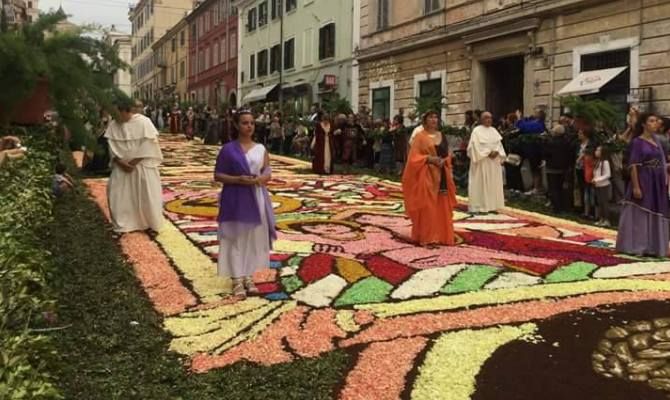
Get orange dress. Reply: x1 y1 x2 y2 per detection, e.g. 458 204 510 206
402 130 458 246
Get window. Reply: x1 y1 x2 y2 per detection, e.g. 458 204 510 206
258 1 268 27
180 61 185 79
180 31 185 46
220 39 226 63
581 49 630 115
247 8 257 32
257 49 268 76
285 0 296 12
208 47 213 69
284 38 295 70
214 41 219 65
171 38 176 52
270 44 281 73
372 87 391 120
319 23 335 60
424 0 440 14
303 29 313 66
250 54 256 80
377 0 389 30
419 78 442 100
191 24 197 41
230 33 237 58
271 0 281 20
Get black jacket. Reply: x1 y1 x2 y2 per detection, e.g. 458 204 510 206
543 134 575 172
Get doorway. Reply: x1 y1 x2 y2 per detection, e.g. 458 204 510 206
484 55 525 121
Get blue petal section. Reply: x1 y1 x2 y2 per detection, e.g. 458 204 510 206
270 261 283 269
265 292 289 301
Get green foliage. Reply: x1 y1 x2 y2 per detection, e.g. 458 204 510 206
0 12 128 149
560 95 621 131
442 125 468 138
322 94 353 116
0 127 62 399
412 96 445 120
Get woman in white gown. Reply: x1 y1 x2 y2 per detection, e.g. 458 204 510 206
214 110 276 297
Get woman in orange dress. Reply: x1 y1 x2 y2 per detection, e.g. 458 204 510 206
402 111 457 246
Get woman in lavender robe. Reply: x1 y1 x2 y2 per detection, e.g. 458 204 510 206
616 113 669 257
214 110 276 297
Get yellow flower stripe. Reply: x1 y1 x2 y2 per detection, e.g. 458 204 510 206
155 221 230 303
164 297 270 337
335 310 361 333
411 324 537 400
214 301 297 355
168 301 293 355
274 239 314 254
356 279 670 318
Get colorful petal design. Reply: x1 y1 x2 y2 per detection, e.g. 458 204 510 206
86 135 670 398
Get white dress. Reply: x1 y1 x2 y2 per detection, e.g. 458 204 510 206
105 114 164 233
467 125 506 213
217 144 271 278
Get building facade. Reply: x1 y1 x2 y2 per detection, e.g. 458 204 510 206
2 0 29 26
105 28 133 97
25 0 36 22
129 0 193 101
187 0 238 107
357 0 670 125
234 0 358 112
152 17 190 103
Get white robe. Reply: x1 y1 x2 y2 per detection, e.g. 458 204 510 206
217 144 271 278
105 114 164 233
467 125 506 213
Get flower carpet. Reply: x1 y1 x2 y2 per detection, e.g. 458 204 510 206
86 135 670 399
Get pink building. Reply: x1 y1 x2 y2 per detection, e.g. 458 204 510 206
187 0 238 107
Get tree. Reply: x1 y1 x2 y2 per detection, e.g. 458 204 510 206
322 94 353 115
0 11 128 147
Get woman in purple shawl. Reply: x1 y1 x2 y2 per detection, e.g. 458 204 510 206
616 113 669 257
214 110 276 297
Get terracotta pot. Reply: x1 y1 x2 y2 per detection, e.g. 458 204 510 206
4 79 51 125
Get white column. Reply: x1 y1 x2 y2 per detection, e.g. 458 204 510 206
351 0 361 112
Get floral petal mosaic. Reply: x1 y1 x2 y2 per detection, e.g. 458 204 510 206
86 135 670 399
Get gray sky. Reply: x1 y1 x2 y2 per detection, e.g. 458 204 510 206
39 0 136 33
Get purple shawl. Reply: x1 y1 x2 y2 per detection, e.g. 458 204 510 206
215 141 277 246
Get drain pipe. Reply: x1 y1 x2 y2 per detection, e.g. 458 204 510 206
548 15 557 122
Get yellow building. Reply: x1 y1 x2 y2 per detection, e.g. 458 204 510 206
358 0 670 124
152 17 190 104
129 0 193 101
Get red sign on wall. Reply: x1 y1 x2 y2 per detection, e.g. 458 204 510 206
323 74 337 87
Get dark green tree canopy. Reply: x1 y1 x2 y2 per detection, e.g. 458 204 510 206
0 11 129 147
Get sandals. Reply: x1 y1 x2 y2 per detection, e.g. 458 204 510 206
231 277 259 298
244 277 260 295
232 278 246 298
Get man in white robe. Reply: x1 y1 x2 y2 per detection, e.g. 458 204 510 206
105 103 164 233
467 111 506 213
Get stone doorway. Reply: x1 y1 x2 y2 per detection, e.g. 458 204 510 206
483 55 525 121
